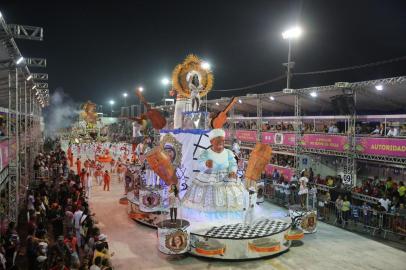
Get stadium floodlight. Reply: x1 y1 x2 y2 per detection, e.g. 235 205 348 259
375 85 383 91
282 26 302 39
201 62 211 70
161 78 170 85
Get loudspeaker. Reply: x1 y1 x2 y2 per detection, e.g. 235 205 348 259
330 95 355 115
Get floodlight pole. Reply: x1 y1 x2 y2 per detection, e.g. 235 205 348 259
286 39 292 89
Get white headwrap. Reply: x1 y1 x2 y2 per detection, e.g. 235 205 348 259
208 129 225 140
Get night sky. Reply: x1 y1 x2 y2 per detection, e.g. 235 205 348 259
2 0 406 108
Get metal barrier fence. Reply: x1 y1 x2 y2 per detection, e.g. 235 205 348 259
264 182 406 244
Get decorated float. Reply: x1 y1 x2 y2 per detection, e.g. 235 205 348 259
125 55 304 260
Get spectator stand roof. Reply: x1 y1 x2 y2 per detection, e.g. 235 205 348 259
204 76 406 117
0 11 48 109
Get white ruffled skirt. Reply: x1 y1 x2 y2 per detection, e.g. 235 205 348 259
182 172 245 212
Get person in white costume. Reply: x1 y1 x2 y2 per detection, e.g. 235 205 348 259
244 187 257 225
182 129 245 211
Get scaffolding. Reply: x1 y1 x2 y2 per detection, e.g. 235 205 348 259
154 75 406 187
0 11 48 223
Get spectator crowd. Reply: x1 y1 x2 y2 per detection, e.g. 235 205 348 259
0 141 114 270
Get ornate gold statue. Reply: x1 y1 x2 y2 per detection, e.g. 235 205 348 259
81 101 98 129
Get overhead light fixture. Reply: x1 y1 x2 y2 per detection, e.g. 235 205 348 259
16 57 24 65
32 85 36 90
270 96 275 101
375 85 383 91
0 12 3 19
109 100 115 105
26 75 32 81
123 92 128 97
310 91 317 97
138 86 144 92
238 99 242 104
215 102 219 106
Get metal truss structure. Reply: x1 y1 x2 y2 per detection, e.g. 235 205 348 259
196 75 406 187
0 11 47 223
32 73 48 80
8 24 44 41
26 57 47 68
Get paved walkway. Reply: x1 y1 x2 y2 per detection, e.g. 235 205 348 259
89 175 406 270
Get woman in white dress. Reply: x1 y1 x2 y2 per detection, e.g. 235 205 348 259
298 171 309 208
182 129 245 212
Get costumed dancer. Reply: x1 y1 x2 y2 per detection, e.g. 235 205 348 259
85 172 93 199
244 187 257 225
75 158 82 174
117 163 126 183
80 169 87 188
103 170 111 191
67 146 74 167
188 72 203 111
90 160 96 176
299 171 309 208
94 167 101 186
182 129 245 211
169 184 180 223
84 159 90 173
110 158 115 174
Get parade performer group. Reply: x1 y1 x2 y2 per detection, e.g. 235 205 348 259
67 142 132 195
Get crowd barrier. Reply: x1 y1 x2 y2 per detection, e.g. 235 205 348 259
264 181 406 244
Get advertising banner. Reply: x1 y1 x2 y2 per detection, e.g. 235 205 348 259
265 164 294 180
235 130 257 143
356 137 406 157
302 134 348 152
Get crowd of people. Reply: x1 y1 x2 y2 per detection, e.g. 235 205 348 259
230 119 406 137
0 142 118 270
266 166 405 235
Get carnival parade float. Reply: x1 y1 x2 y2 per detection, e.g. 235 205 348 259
125 55 304 260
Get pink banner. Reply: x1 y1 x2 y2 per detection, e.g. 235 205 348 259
265 164 294 181
302 134 348 151
0 140 9 172
357 137 406 157
261 132 295 146
235 130 257 143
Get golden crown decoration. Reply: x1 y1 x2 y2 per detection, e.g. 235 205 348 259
172 54 214 98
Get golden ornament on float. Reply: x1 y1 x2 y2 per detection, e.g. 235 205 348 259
172 54 214 98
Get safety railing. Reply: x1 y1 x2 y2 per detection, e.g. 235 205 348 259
264 181 406 245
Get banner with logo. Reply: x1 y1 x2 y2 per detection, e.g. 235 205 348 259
302 134 348 152
356 137 406 157
261 132 295 146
